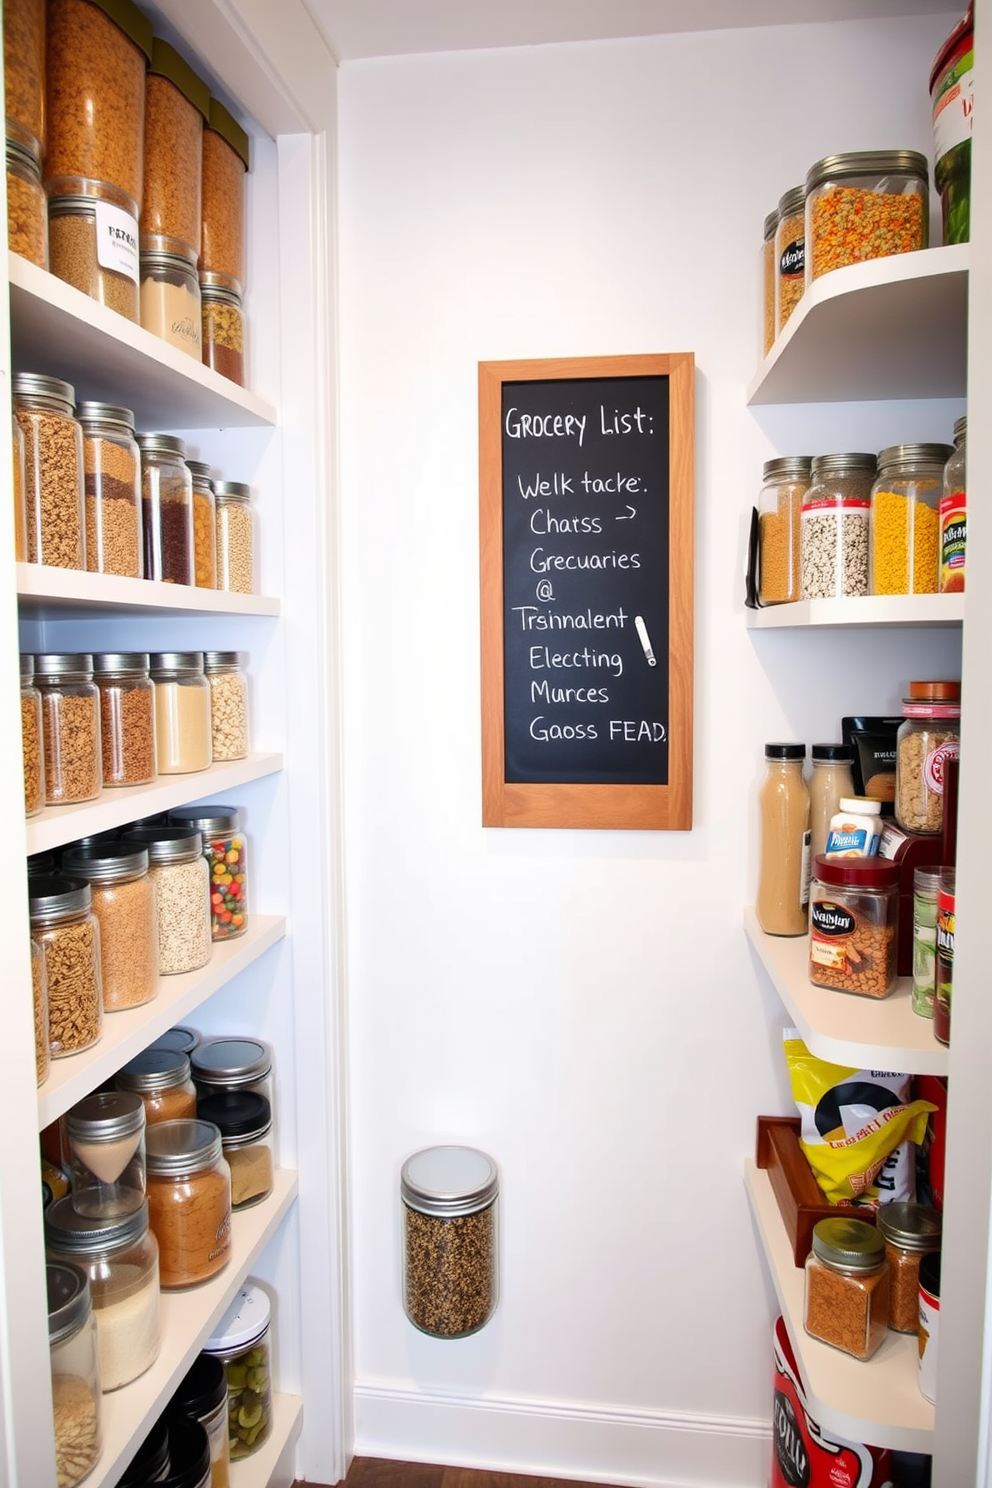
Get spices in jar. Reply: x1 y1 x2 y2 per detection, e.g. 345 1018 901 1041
895 680 960 835
171 1353 232 1488
67 1090 146 1219
809 854 899 998
141 39 209 258
800 453 876 599
140 249 202 358
756 743 810 937
93 652 156 787
758 456 810 606
7 134 47 267
21 652 45 816
823 797 882 858
935 868 955 1046
61 843 158 1012
116 1047 197 1125
122 828 211 976
168 803 248 940
876 1202 941 1334
213 482 254 593
4 0 46 152
32 936 50 1085
871 444 950 596
809 744 855 863
145 1119 232 1288
402 1145 499 1338
931 7 974 245
190 1038 273 1113
150 651 212 773
47 1262 102 1488
919 1250 941 1403
35 652 102 805
77 402 142 578
201 278 245 385
940 416 967 592
774 185 805 337
139 435 194 585
187 461 217 587
204 653 249 762
913 866 942 1019
203 1284 273 1460
805 151 929 282
804 1216 889 1360
200 100 250 291
761 207 778 358
14 372 85 570
12 412 27 561
48 191 140 321
198 1092 273 1209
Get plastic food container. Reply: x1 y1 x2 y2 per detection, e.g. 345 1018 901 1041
201 278 246 385
200 99 250 291
93 651 156 786
198 1092 274 1210
169 802 249 940
806 151 929 282
139 435 194 585
6 135 47 267
895 680 960 835
170 1353 232 1488
799 452 876 599
116 1047 198 1125
774 184 805 337
20 652 45 816
141 39 209 257
191 1038 273 1110
809 854 900 998
213 482 254 593
931 6 974 244
876 1202 941 1333
150 652 212 773
804 1217 888 1360
61 843 158 1012
140 248 202 358
871 444 952 596
66 1090 146 1219
203 1285 272 1459
14 372 85 570
823 796 882 858
204 653 249 762
401 1145 499 1337
77 403 143 578
48 188 140 321
187 460 217 587
35 652 102 805
47 1262 102 1487
3 0 46 152
758 456 810 605
122 827 212 976
145 1120 232 1288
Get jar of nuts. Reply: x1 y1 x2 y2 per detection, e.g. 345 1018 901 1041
20 652 45 816
93 651 157 787
213 481 255 593
203 651 249 761
186 460 217 587
77 402 143 578
34 652 102 805
6 134 47 268
809 854 900 998
14 373 85 570
895 681 960 836
29 876 103 1058
800 453 876 600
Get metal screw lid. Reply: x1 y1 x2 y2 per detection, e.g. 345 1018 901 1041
192 1037 271 1085
185 459 212 478
116 1047 192 1094
877 443 955 472
46 1262 91 1344
777 184 805 220
202 651 244 669
401 1145 499 1217
75 401 135 432
139 246 198 274
212 481 251 500
45 1195 150 1256
92 652 150 675
67 1090 145 1143
806 150 929 193
876 1201 942 1251
33 652 94 679
149 651 204 674
61 843 149 884
148 1025 200 1056
763 456 812 481
13 372 76 406
763 208 779 240
812 1216 886 1270
953 416 967 443
810 453 877 477
6 134 42 173
169 803 241 836
145 1119 222 1176
28 875 92 922
199 278 244 306
122 826 203 865
137 433 187 459
20 652 33 679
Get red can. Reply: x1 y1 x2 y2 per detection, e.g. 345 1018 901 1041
772 1317 891 1488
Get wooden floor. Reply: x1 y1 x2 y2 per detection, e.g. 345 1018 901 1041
303 1460 617 1487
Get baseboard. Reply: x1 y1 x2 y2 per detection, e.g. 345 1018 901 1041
353 1379 771 1487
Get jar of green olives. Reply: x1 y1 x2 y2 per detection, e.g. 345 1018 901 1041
203 1284 271 1459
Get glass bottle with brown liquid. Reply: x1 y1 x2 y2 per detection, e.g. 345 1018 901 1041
757 743 811 936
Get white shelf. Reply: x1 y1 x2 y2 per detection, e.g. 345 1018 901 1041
747 593 965 630
91 1170 299 1488
231 1393 304 1487
747 244 968 406
17 564 280 621
8 252 277 429
37 913 286 1128
744 908 948 1076
745 1161 933 1452
26 752 283 855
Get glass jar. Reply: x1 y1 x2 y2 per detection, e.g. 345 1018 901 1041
34 652 102 804
12 411 27 561
758 456 810 605
149 1024 201 1058
145 1119 232 1288
118 1417 170 1486
805 150 929 283
141 39 209 258
876 1202 941 1334
800 453 876 599
401 1145 500 1338
161 1418 211 1488
930 7 974 245
48 188 140 321
121 828 212 976
116 1048 198 1125
809 744 855 863
67 1090 146 1219
169 803 249 940
809 854 900 998
76 402 143 578
3 0 46 153
191 1038 273 1113
32 936 50 1085
774 184 805 338
93 651 156 787
187 460 217 587
6 134 47 267
199 1092 274 1210
213 482 255 593
203 1284 272 1460
20 652 45 816
913 865 943 1019
139 434 194 585
895 680 960 835
61 843 158 1012
755 744 810 937
14 372 85 569
200 101 250 292
871 444 951 596
140 249 202 358
171 1353 232 1488
45 1196 161 1390
940 415 967 593
203 653 249 762
150 651 212 773
47 1262 102 1488
45 0 152 213
935 867 955 1047
803 1217 889 1360
761 206 778 357
200 278 245 386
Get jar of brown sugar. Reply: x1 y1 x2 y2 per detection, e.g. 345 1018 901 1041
876 1202 941 1333
20 653 45 817
48 188 140 321
14 373 85 570
198 1092 274 1210
29 877 103 1058
139 434 194 585
141 39 209 259
895 681 960 836
76 403 142 577
200 98 250 292
6 134 47 268
201 277 246 386
93 652 156 787
145 1119 232 1288
213 482 255 593
61 843 158 1013
187 460 217 587
809 854 899 998
35 652 102 805
140 248 202 359
116 1047 197 1125
3 0 46 154
149 652 212 774
804 1216 888 1360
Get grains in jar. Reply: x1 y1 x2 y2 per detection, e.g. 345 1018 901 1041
35 653 102 805
3 0 46 151
93 652 156 786
14 373 85 570
116 1047 197 1125
200 100 250 291
187 460 217 587
876 1202 941 1333
77 403 142 578
48 191 140 322
201 278 245 385
138 435 194 585
800 452 876 600
141 40 209 258
32 936 50 1085
47 1262 103 1487
145 1120 232 1288
871 444 951 596
808 854 899 998
895 681 960 835
213 482 254 593
198 1091 273 1209
806 151 929 283
758 456 811 605
203 653 249 762
29 876 103 1058
761 207 778 358
12 413 27 562
122 828 211 976
6 135 47 268
401 1145 499 1338
804 1217 888 1360
61 844 158 1012
149 652 212 773
21 653 45 816
774 184 805 338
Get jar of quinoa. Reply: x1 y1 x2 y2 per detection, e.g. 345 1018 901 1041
77 402 142 578
214 482 255 593
6 135 47 267
200 98 250 291
121 827 211 976
805 151 929 283
14 373 85 570
141 38 209 258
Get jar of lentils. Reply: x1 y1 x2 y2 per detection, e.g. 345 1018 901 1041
61 843 158 1012
213 481 255 593
187 459 217 587
29 876 103 1058
203 652 249 761
14 372 85 569
138 435 194 585
401 1145 499 1338
800 453 876 599
6 134 47 268
20 652 45 816
122 827 211 976
871 444 952 596
150 651 212 773
93 651 156 787
895 680 960 836
35 652 102 805
116 1047 198 1125
805 151 929 283
758 456 811 605
77 402 142 578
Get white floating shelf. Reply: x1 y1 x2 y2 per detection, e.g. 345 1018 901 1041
747 593 965 630
746 1161 934 1453
37 914 286 1129
231 1393 304 1487
9 252 277 429
747 244 968 405
26 752 283 855
17 564 280 621
744 909 948 1076
92 1171 299 1488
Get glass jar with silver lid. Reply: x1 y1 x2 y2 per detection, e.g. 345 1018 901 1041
61 842 158 1012
20 651 45 816
805 150 929 283
800 453 877 599
401 1145 500 1337
149 651 212 774
13 372 85 569
203 651 249 761
34 652 102 804
169 802 249 939
75 402 142 577
186 458 217 588
93 652 156 787
213 480 254 593
66 1090 146 1220
47 1262 102 1486
138 434 194 585
145 1119 232 1288
122 827 211 975
191 1036 273 1111
139 247 202 359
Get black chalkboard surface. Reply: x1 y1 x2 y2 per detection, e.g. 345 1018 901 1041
480 355 694 830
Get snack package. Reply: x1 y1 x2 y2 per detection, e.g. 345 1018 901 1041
842 716 901 814
784 1030 936 1204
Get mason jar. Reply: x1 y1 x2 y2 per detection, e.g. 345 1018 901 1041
47 1262 102 1488
140 248 202 358
121 827 212 976
200 276 245 386
895 680 960 835
800 453 876 599
186 459 217 588
61 843 158 1012
806 151 929 283
213 481 254 593
20 651 45 816
149 652 212 773
203 653 249 762
76 402 142 578
138 435 194 586
170 1353 232 1488
191 1038 273 1112
29 877 102 1058
93 652 156 787
6 133 47 267
199 1091 274 1211
758 456 811 605
48 188 140 322
761 206 778 357
876 1201 942 1334
804 1217 889 1360
940 415 967 593
66 1090 146 1219
168 803 249 940
401 1145 500 1338
145 1119 232 1288
774 184 805 338
14 372 85 569
35 652 102 804
203 1285 272 1460
871 444 953 596
149 1024 201 1059
116 1047 198 1125
45 1196 161 1390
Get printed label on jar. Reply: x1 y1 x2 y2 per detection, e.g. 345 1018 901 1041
95 201 139 283
811 900 856 969
801 497 871 514
924 739 959 795
934 58 974 159
778 238 805 280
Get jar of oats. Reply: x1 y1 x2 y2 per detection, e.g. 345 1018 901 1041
29 876 103 1058
758 456 811 605
34 652 102 805
48 187 140 321
20 652 45 816
201 277 246 386
895 681 960 835
401 1145 499 1338
121 827 211 976
61 843 158 1013
76 402 142 578
138 435 194 586
170 801 249 940
186 460 217 587
213 482 255 593
14 373 85 570
93 651 156 787
141 38 209 258
47 1262 102 1487
6 134 47 268
200 98 250 291
203 652 249 761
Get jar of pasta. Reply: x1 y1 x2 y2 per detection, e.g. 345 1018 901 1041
34 652 102 805
895 680 960 835
76 403 142 578
758 456 811 605
200 99 250 291
121 828 211 976
149 652 212 774
47 1262 102 1487
213 482 254 593
20 652 44 816
203 1285 272 1460
203 653 249 762
61 843 158 1012
48 188 140 321
201 277 246 385
93 652 156 787
6 134 47 267
14 372 85 569
145 1120 232 1289
186 460 217 587
141 38 209 258
198 1092 274 1210
116 1048 197 1126
138 435 194 585
805 151 929 282
12 412 27 561
31 936 49 1085
169 803 249 941
871 444 952 596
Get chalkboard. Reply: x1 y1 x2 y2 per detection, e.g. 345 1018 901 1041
480 354 694 830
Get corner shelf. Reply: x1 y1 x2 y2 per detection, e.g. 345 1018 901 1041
746 1161 933 1453
17 564 280 621
747 594 965 630
744 909 948 1076
747 244 968 406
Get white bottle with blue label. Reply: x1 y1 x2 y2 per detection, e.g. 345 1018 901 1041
824 797 883 858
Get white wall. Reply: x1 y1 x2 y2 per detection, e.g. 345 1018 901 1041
337 16 960 1485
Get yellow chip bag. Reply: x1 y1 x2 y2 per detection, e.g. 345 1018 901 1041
783 1030 936 1206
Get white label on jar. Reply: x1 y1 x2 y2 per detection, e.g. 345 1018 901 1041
934 63 974 160
799 830 811 907
95 201 139 284
924 739 959 796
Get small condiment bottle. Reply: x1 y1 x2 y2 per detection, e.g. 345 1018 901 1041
912 866 943 1018
169 1353 231 1487
824 796 883 858
755 743 810 937
145 1119 232 1288
935 868 955 1046
198 1091 274 1210
808 744 854 862
895 680 960 836
116 1047 198 1125
919 1250 941 1403
804 1216 889 1360
202 1285 273 1460
47 1262 103 1488
876 1202 941 1333
66 1090 146 1220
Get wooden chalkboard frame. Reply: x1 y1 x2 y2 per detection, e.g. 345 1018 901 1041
479 353 694 830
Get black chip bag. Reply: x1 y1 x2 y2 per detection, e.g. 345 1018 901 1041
842 716 901 815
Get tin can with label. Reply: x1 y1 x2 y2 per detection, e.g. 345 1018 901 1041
934 870 955 1045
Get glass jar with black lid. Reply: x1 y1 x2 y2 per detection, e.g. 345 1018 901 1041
198 1091 274 1209
191 1037 273 1111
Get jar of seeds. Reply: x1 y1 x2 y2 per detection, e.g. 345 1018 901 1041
401 1145 499 1338
800 453 876 599
47 1262 102 1488
20 652 45 816
200 99 250 292
77 403 142 578
61 843 158 1013
774 184 805 338
203 653 249 761
35 652 102 805
6 134 47 267
187 460 217 587
93 652 156 787
758 456 811 605
201 276 246 385
895 680 960 835
48 189 140 321
14 373 85 570
214 482 255 593
141 39 209 259
139 435 194 586
804 1217 888 1360
121 828 211 976
29 876 103 1058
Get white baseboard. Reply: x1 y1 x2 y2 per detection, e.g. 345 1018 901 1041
353 1379 771 1487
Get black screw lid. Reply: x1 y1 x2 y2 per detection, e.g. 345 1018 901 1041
765 743 806 761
